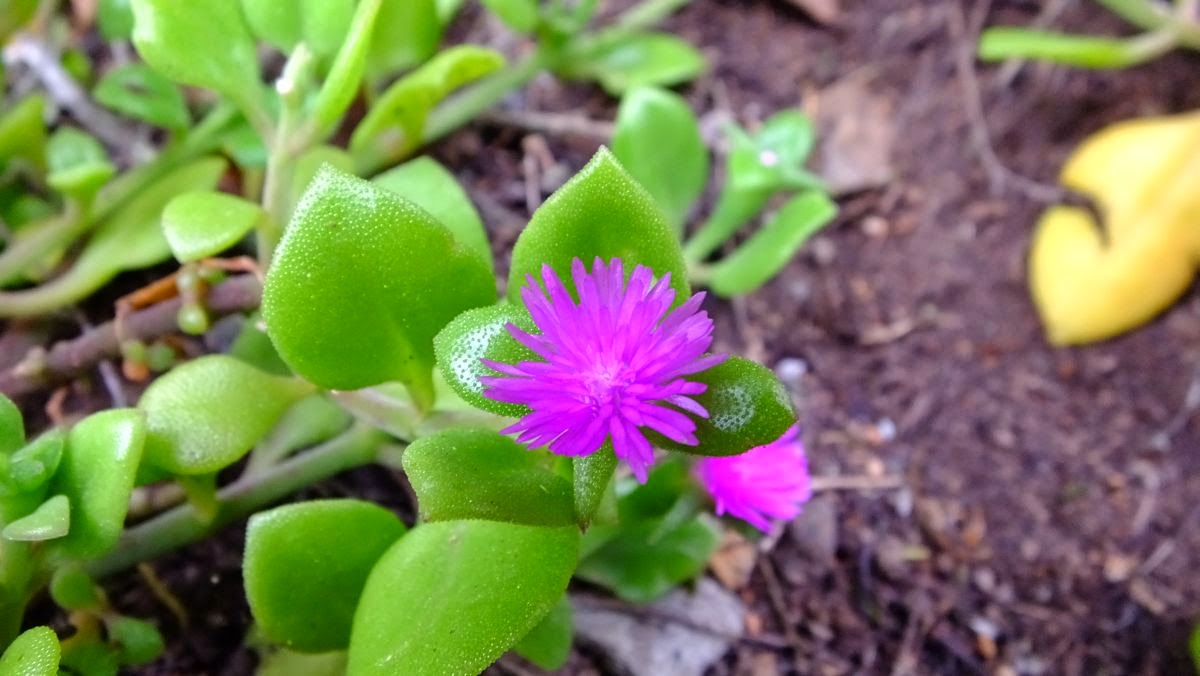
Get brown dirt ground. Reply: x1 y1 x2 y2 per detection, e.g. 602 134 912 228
16 0 1200 674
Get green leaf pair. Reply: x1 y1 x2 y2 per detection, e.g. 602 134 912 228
612 88 837 296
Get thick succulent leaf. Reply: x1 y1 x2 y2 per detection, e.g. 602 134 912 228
311 0 382 139
351 46 505 155
573 450 616 529
2 494 69 541
138 356 312 475
240 0 355 59
348 520 578 675
162 191 262 262
45 128 115 200
433 303 536 417
130 0 263 116
568 32 706 95
50 409 145 558
93 64 190 130
707 191 837 297
654 357 795 456
0 626 59 676
0 393 24 454
576 514 720 603
508 147 688 303
402 428 574 526
513 595 572 670
245 499 407 653
263 166 495 398
612 87 708 232
0 95 46 171
366 0 441 78
373 156 492 268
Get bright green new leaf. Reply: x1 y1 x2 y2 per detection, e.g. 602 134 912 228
50 409 145 558
106 616 164 666
263 166 495 398
612 87 708 232
0 394 24 454
0 626 60 676
433 303 536 417
708 191 836 297
509 147 689 303
97 0 134 40
0 0 37 43
367 0 441 78
655 356 795 456
49 565 104 611
245 499 407 653
351 46 505 155
93 64 190 130
374 156 492 268
161 190 263 262
130 0 263 118
45 128 116 199
311 0 382 140
569 32 706 95
403 428 574 526
138 355 312 474
728 111 822 193
481 0 538 32
348 520 579 675
0 96 47 172
2 494 69 541
513 595 572 670
6 433 64 494
240 0 355 60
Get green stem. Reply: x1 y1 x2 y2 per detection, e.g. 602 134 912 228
682 187 771 263
0 204 84 287
1096 0 1168 30
86 425 391 579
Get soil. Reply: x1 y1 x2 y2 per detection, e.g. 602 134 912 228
12 0 1200 674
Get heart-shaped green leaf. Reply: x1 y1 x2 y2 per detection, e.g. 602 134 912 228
348 520 578 675
245 499 407 653
93 64 190 130
263 165 495 400
0 626 59 676
138 356 312 475
0 394 24 454
373 157 492 268
403 428 573 526
240 0 355 60
130 0 263 118
707 191 836 297
45 128 115 200
567 32 706 95
366 0 441 78
162 190 263 262
351 46 505 156
612 87 708 232
513 595 572 670
509 147 688 303
433 303 536 417
654 357 795 456
2 494 69 541
50 409 145 558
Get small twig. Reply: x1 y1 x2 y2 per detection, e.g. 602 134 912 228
0 275 262 398
810 474 905 492
949 1 1070 204
75 310 127 407
3 34 153 160
481 109 615 140
135 563 190 629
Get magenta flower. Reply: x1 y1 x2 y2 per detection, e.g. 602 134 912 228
695 424 812 532
481 257 725 481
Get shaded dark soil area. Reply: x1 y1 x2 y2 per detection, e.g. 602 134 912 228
16 0 1200 674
